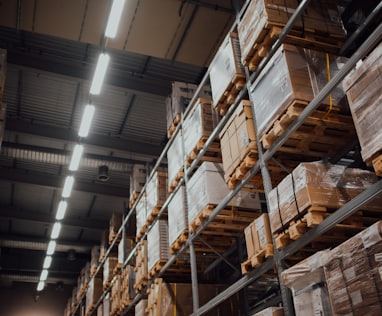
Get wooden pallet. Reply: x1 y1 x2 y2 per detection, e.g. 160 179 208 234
261 101 355 158
144 206 162 228
372 152 382 177
241 244 274 274
245 24 345 71
170 230 189 254
185 138 222 167
134 279 148 292
168 168 184 193
109 231 121 245
113 262 123 276
135 224 148 242
76 284 88 302
85 304 96 316
129 191 141 208
273 205 379 250
216 74 246 116
167 113 181 138
189 204 261 238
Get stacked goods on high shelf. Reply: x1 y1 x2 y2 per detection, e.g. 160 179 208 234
117 237 135 271
109 212 123 244
0 49 6 99
134 240 148 292
241 213 274 274
343 42 382 176
166 81 212 138
268 161 382 251
129 164 147 208
97 303 103 316
120 265 135 308
71 287 77 312
135 194 147 242
238 0 346 71
145 170 168 224
99 230 110 263
219 100 290 190
135 299 148 316
282 221 382 315
91 245 101 277
187 161 262 251
251 44 355 157
110 275 122 316
101 294 110 316
147 219 169 278
85 277 103 316
146 278 243 315
167 98 220 192
77 262 91 302
210 32 245 115
254 307 284 316
103 254 118 290
168 185 188 253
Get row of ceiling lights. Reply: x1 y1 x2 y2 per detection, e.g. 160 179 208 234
36 0 126 292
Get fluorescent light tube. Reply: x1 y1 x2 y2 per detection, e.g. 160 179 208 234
37 281 45 292
40 269 49 281
56 201 68 220
90 53 110 95
47 240 56 256
105 0 126 38
78 105 95 137
62 176 74 198
69 144 84 171
43 256 52 269
50 222 62 240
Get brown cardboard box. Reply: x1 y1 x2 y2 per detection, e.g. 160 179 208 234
86 277 103 313
244 222 256 258
147 219 170 273
103 255 118 287
146 171 168 215
135 299 148 316
254 307 284 316
109 212 122 243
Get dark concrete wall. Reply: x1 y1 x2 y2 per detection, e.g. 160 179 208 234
0 282 72 316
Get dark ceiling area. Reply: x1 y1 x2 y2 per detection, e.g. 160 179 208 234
0 0 381 300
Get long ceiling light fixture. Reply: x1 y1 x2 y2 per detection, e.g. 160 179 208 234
105 0 126 38
90 53 110 95
37 0 124 295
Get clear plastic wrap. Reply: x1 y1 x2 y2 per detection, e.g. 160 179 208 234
147 219 170 273
187 162 261 227
166 81 211 130
135 194 147 237
238 0 345 65
135 298 148 316
245 213 273 259
168 185 188 247
183 98 219 158
250 44 346 138
86 277 103 312
268 161 381 234
343 42 382 163
129 164 147 198
220 100 256 179
324 221 382 315
210 32 244 107
167 130 185 189
146 171 168 214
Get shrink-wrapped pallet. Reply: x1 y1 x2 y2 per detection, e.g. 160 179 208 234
147 219 170 274
135 299 148 316
220 100 256 180
99 230 109 263
166 81 211 134
135 194 147 240
268 161 381 234
134 240 148 291
118 237 134 266
168 185 188 249
103 293 110 316
121 265 136 304
254 307 284 316
103 255 118 288
77 262 91 301
343 42 382 175
109 212 122 243
183 98 219 159
129 164 146 200
167 130 185 191
245 213 273 258
210 32 245 112
110 275 122 316
251 44 346 139
282 250 333 315
324 221 382 315
146 171 168 216
90 245 100 275
86 277 103 313
97 303 103 316
187 162 261 227
238 0 346 69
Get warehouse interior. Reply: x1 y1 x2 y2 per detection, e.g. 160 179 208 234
0 0 381 316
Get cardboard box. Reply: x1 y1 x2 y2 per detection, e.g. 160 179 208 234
129 164 147 199
135 299 148 316
121 265 136 303
210 32 244 107
103 255 118 286
109 212 122 242
146 171 168 214
147 219 170 273
167 130 185 190
91 245 100 273
86 277 103 312
168 185 188 247
118 237 135 266
136 193 148 239
250 44 347 139
343 42 382 166
254 307 284 316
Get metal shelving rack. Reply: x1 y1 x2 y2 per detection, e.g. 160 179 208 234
71 1 382 315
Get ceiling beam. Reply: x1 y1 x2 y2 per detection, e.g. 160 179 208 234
5 118 163 158
0 273 77 286
0 167 129 198
0 205 106 230
0 233 93 253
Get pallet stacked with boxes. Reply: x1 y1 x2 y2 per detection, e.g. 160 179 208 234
66 2 382 315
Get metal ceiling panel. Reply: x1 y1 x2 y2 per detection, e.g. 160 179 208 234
0 182 11 205
9 220 48 237
13 183 55 213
